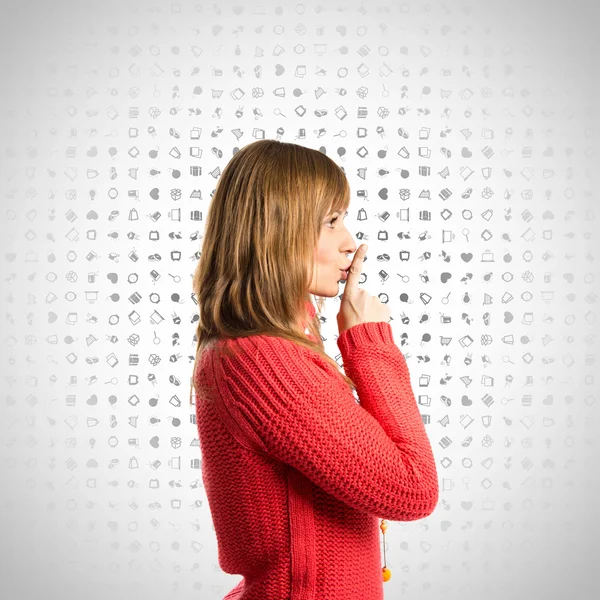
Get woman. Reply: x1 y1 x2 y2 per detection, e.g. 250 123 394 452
191 139 438 599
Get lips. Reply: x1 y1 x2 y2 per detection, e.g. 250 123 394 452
338 263 351 281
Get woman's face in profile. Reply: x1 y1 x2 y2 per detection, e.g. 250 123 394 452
309 208 357 298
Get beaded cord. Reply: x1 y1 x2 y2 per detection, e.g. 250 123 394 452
380 519 391 582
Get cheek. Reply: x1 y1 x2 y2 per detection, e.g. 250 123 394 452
315 231 339 268
315 243 333 265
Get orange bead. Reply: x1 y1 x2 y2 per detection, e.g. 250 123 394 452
382 566 392 582
380 520 388 534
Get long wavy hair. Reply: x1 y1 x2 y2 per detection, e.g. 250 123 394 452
189 139 357 404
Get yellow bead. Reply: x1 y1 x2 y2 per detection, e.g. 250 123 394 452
382 566 392 582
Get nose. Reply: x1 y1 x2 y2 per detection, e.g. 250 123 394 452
344 233 358 257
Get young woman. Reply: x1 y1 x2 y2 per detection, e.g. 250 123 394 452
191 139 438 599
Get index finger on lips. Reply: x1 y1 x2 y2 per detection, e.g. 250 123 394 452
346 244 367 287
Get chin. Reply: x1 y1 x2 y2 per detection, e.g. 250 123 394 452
310 273 344 298
311 285 340 298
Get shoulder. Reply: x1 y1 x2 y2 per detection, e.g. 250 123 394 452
211 333 334 378
220 333 310 362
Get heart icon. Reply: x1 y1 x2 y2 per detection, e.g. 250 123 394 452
461 253 473 262
150 188 159 200
378 188 388 200
440 272 452 283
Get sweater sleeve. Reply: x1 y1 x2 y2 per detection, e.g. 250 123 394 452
215 321 439 522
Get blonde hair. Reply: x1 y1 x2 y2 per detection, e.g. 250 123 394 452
189 139 357 404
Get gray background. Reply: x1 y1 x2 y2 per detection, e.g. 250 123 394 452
1 0 600 598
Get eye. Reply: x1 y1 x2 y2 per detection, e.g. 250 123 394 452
326 216 338 228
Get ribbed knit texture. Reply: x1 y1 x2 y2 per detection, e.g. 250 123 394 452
194 300 439 600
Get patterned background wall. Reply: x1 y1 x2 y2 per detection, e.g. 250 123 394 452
1 0 599 599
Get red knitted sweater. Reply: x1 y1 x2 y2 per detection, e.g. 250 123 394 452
194 300 439 600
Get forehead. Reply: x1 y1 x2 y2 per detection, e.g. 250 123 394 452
327 201 348 215
327 182 350 214
329 207 347 217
